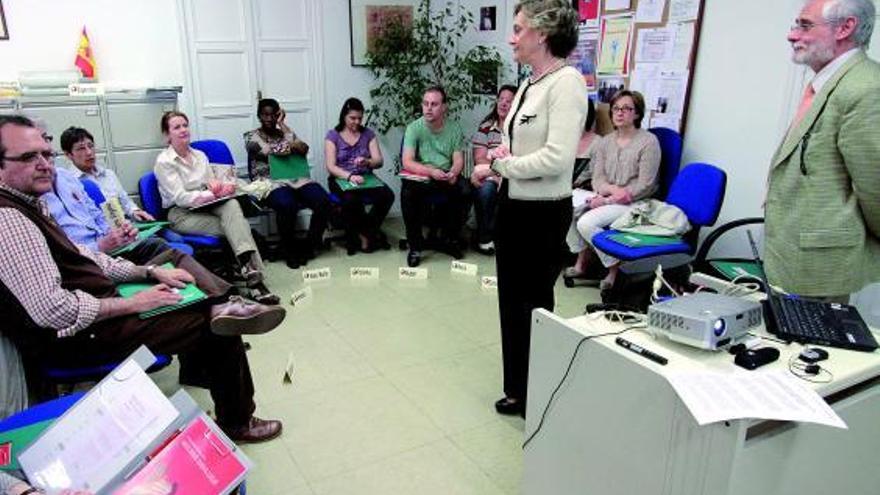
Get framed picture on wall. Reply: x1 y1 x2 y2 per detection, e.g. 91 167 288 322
349 0 422 66
0 1 8 40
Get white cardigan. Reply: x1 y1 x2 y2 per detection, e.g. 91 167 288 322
492 66 588 201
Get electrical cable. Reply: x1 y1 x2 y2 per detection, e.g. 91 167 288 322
522 321 647 450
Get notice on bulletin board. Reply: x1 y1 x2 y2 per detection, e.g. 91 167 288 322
577 0 601 27
569 25 599 89
597 15 634 76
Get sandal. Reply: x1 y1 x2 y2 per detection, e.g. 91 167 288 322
251 283 280 305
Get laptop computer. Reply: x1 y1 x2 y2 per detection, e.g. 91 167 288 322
746 231 878 352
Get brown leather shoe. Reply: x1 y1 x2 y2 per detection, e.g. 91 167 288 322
210 296 286 336
222 416 283 444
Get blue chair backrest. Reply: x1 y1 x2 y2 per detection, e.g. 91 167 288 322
665 163 726 227
80 178 106 206
191 139 235 165
138 172 165 220
648 127 683 200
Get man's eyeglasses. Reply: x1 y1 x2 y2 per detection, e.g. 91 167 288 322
790 19 832 32
2 150 58 166
611 106 635 114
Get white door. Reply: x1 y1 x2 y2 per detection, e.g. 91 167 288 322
177 0 326 180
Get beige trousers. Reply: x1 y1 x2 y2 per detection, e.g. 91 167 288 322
168 199 264 271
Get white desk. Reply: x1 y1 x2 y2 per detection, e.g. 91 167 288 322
522 308 880 495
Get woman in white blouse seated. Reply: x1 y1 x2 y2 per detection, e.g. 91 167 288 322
154 111 279 304
565 90 661 290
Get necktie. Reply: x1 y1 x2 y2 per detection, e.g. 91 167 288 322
790 83 816 132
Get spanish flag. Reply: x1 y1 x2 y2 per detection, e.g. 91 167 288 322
74 27 97 79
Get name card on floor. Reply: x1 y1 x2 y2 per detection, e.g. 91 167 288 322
481 276 498 290
350 267 380 280
399 267 428 280
302 267 331 282
451 260 478 276
283 352 295 384
289 285 313 308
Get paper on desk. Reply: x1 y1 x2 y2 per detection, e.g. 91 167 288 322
665 370 847 429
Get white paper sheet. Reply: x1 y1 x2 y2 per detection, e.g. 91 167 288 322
669 0 700 22
635 27 675 63
605 0 632 10
21 360 179 492
665 370 847 428
669 22 696 69
635 0 667 23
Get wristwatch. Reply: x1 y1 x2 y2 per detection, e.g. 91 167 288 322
145 264 157 279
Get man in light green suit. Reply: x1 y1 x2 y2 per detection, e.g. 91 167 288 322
766 0 880 300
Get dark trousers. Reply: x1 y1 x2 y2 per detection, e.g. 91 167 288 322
31 250 255 427
495 187 571 402
400 176 471 251
473 180 499 244
328 178 395 246
119 236 172 264
265 182 332 255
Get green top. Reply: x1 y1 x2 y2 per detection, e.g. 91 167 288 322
403 117 465 172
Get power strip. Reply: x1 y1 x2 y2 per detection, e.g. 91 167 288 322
688 272 740 293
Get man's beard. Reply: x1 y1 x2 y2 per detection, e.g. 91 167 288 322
792 40 836 68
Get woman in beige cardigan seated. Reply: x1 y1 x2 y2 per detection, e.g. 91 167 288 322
154 111 279 304
565 90 660 290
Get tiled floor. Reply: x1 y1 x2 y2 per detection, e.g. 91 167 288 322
153 219 602 494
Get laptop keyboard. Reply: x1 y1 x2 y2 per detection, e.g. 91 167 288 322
773 297 837 341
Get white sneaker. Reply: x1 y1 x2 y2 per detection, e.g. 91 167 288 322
477 241 495 254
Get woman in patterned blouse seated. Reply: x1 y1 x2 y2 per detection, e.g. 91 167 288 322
244 98 332 268
323 97 394 255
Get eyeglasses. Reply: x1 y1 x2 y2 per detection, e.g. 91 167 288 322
790 19 832 32
2 150 58 166
611 106 635 114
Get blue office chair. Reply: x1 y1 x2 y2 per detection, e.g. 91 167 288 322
80 178 194 256
138 172 224 250
191 139 236 165
648 127 683 200
43 354 173 385
591 163 727 262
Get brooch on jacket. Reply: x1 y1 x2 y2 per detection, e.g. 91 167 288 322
518 114 536 125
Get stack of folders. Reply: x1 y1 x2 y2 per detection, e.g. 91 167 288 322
607 232 682 248
17 347 251 494
116 262 207 318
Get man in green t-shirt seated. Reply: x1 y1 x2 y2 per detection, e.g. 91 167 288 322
401 85 471 267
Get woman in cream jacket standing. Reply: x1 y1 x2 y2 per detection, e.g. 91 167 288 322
472 0 587 417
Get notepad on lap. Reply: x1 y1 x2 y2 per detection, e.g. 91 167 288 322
335 174 384 191
116 263 207 318
269 154 310 180
109 225 166 255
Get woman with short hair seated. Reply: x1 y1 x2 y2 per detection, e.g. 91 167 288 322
244 98 332 268
323 97 394 254
154 110 279 304
470 84 517 255
565 90 660 289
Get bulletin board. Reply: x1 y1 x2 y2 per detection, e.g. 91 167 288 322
569 0 706 135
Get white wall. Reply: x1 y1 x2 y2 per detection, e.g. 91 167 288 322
0 0 185 88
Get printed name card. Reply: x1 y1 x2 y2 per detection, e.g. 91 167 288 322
350 267 380 280
289 285 313 307
451 260 478 276
68 82 105 96
302 267 331 282
481 276 498 290
399 267 428 280
283 352 295 384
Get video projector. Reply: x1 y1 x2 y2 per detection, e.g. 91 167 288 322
647 293 763 351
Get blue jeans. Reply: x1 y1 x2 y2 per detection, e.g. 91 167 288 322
473 180 498 244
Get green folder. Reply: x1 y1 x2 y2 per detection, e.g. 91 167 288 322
116 263 207 319
109 225 165 255
269 154 311 180
710 260 765 281
608 232 683 248
133 220 171 230
334 174 384 191
0 419 53 471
